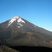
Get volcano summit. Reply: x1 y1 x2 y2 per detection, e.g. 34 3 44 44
0 16 52 48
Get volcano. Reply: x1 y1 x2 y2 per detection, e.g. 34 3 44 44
0 16 52 48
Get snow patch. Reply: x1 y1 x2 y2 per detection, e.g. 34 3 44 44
8 16 25 27
17 18 25 23
18 26 21 28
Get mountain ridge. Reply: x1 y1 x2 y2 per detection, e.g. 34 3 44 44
0 16 52 48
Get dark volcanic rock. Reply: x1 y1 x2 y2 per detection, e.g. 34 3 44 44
0 16 52 48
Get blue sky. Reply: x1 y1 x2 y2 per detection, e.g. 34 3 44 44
0 0 52 31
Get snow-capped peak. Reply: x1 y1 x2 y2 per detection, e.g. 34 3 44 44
8 16 25 27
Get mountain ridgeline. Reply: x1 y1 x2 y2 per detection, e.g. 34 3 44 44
0 16 52 48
